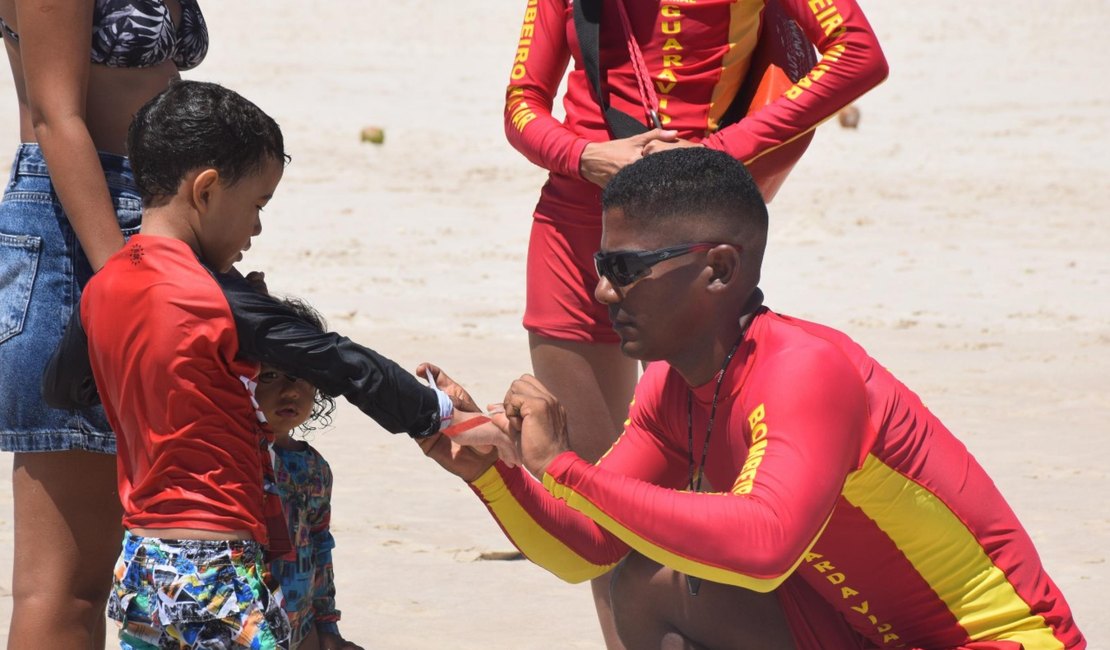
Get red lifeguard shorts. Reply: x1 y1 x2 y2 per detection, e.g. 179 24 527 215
524 217 620 344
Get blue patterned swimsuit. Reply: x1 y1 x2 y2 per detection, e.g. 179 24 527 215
0 0 207 70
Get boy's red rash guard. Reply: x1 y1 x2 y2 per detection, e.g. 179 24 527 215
82 236 277 542
77 235 444 544
504 0 888 223
471 308 1084 649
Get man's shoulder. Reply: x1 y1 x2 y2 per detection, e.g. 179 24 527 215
750 310 871 383
756 309 863 360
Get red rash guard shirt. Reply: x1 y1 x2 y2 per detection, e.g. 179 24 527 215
505 0 888 224
471 308 1084 649
82 235 274 542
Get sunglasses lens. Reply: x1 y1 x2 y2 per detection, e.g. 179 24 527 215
596 252 646 286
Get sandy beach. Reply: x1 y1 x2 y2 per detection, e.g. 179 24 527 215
0 1 1107 647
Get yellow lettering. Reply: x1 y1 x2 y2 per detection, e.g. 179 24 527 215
821 14 844 36
815 5 838 21
804 552 823 562
657 69 677 82
785 86 803 100
655 79 677 94
840 586 858 599
663 54 683 67
747 404 765 428
876 623 892 633
807 0 827 11
515 47 529 64
661 5 682 17
750 422 768 442
883 633 900 643
868 615 878 625
813 561 834 573
662 37 683 51
659 113 671 125
827 572 845 585
851 601 869 615
524 7 537 22
661 20 681 34
512 111 536 130
520 23 534 39
658 98 669 109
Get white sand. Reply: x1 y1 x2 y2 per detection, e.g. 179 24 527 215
0 1 1107 647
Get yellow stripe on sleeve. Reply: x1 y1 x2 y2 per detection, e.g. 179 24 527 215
843 455 1064 649
543 473 826 593
471 465 615 584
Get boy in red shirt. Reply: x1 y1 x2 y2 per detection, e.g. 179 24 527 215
66 81 506 649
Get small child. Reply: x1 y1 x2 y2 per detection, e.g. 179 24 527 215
255 297 362 650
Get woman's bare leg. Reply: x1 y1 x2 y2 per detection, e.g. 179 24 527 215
529 333 639 650
9 450 123 650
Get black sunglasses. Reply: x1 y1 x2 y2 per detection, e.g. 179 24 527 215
593 242 719 287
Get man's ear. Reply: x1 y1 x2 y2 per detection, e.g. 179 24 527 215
190 169 220 214
705 244 742 292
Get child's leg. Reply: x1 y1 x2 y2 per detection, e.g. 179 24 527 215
110 533 291 649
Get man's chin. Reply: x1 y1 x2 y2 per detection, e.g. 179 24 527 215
617 337 653 362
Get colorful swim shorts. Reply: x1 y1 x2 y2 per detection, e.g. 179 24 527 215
108 532 291 650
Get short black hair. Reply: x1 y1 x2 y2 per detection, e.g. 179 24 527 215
127 80 288 207
601 148 768 243
275 296 336 434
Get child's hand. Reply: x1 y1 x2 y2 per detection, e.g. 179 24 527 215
318 628 363 650
244 270 270 295
446 410 523 468
415 362 481 412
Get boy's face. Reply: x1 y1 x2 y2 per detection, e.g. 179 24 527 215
198 158 284 272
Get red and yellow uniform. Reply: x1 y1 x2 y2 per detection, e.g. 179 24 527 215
507 0 888 341
471 307 1085 649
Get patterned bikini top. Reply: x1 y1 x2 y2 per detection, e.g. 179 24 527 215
0 0 207 70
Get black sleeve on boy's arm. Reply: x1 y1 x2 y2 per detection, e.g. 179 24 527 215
41 308 102 410
217 270 442 438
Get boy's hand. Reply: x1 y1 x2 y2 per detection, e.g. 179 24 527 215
244 270 270 295
415 363 522 469
415 362 480 412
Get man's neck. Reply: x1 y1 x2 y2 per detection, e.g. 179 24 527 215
671 289 763 386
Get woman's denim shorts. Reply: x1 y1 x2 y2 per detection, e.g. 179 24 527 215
0 143 141 454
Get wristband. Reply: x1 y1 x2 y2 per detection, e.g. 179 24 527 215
440 415 492 438
424 369 455 432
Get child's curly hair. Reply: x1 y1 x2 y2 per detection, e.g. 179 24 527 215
276 296 337 434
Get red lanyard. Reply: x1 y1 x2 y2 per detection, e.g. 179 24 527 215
613 0 663 128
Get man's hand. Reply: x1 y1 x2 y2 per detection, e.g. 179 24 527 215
642 137 703 156
500 375 571 479
579 129 679 187
416 432 500 483
416 363 521 469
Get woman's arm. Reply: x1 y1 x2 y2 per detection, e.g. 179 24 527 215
503 0 592 178
18 0 125 271
699 0 889 164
